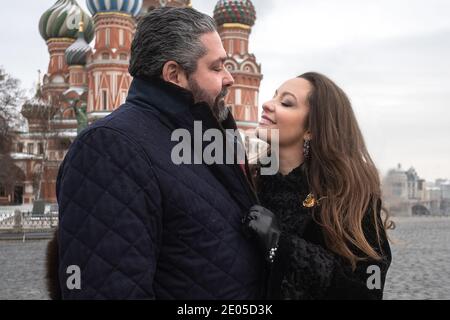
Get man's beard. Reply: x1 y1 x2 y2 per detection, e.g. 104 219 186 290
188 77 229 122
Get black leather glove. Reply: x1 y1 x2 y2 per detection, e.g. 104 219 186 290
242 205 281 263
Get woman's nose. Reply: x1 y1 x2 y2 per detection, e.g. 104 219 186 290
262 101 275 112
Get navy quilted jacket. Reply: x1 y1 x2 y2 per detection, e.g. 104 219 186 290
56 77 266 299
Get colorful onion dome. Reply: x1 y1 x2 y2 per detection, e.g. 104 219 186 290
65 22 91 66
39 0 94 42
86 0 143 17
213 0 256 27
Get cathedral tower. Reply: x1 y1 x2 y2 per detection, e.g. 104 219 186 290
213 0 262 131
85 0 142 121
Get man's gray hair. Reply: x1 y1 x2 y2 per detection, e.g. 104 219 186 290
129 7 217 79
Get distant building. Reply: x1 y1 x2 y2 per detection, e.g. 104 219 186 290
382 164 411 216
382 164 447 216
405 167 426 200
436 179 450 199
439 180 450 215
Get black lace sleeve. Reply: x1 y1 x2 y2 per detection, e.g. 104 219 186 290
269 209 392 300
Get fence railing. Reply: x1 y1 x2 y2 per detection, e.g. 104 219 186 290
0 210 58 231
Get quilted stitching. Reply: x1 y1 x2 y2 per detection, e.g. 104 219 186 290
58 128 162 299
57 82 264 299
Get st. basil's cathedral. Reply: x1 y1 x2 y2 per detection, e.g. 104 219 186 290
3 0 262 205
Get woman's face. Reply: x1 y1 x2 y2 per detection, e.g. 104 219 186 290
256 78 312 147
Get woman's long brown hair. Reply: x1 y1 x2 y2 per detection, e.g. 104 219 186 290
298 72 394 270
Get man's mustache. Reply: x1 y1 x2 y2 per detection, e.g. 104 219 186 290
218 88 228 100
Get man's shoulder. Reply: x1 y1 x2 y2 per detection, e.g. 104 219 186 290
77 103 165 144
92 103 161 132
64 103 171 169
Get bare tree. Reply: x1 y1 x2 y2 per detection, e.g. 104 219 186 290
22 89 62 200
0 67 25 199
0 67 24 150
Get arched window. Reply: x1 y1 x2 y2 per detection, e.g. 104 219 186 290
102 90 108 110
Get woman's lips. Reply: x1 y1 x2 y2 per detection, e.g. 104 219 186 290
259 115 276 126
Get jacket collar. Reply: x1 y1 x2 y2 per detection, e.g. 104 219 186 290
126 76 195 116
127 76 240 132
127 76 208 132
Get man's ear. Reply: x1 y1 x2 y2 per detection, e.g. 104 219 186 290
162 61 189 89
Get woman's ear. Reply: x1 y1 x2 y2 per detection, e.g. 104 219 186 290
162 61 189 89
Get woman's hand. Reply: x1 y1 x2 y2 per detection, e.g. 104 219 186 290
242 205 281 262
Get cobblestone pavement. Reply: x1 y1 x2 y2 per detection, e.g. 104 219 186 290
0 240 49 300
383 216 450 300
0 217 449 300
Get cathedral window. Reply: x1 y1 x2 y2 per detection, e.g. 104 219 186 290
235 89 242 105
119 29 124 47
105 28 110 46
27 143 34 155
102 90 108 110
38 142 44 155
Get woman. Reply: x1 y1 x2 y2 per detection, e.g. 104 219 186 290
244 72 394 300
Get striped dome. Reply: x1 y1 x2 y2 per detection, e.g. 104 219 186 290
65 24 92 66
86 0 143 17
39 0 94 42
213 0 256 27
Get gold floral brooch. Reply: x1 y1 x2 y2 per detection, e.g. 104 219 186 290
302 193 326 208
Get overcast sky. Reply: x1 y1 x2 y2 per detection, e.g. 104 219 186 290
1 0 449 181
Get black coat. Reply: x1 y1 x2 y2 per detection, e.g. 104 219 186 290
257 164 392 300
54 77 265 299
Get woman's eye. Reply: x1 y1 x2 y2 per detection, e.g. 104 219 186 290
281 102 292 107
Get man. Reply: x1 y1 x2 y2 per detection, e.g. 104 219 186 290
52 7 265 299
